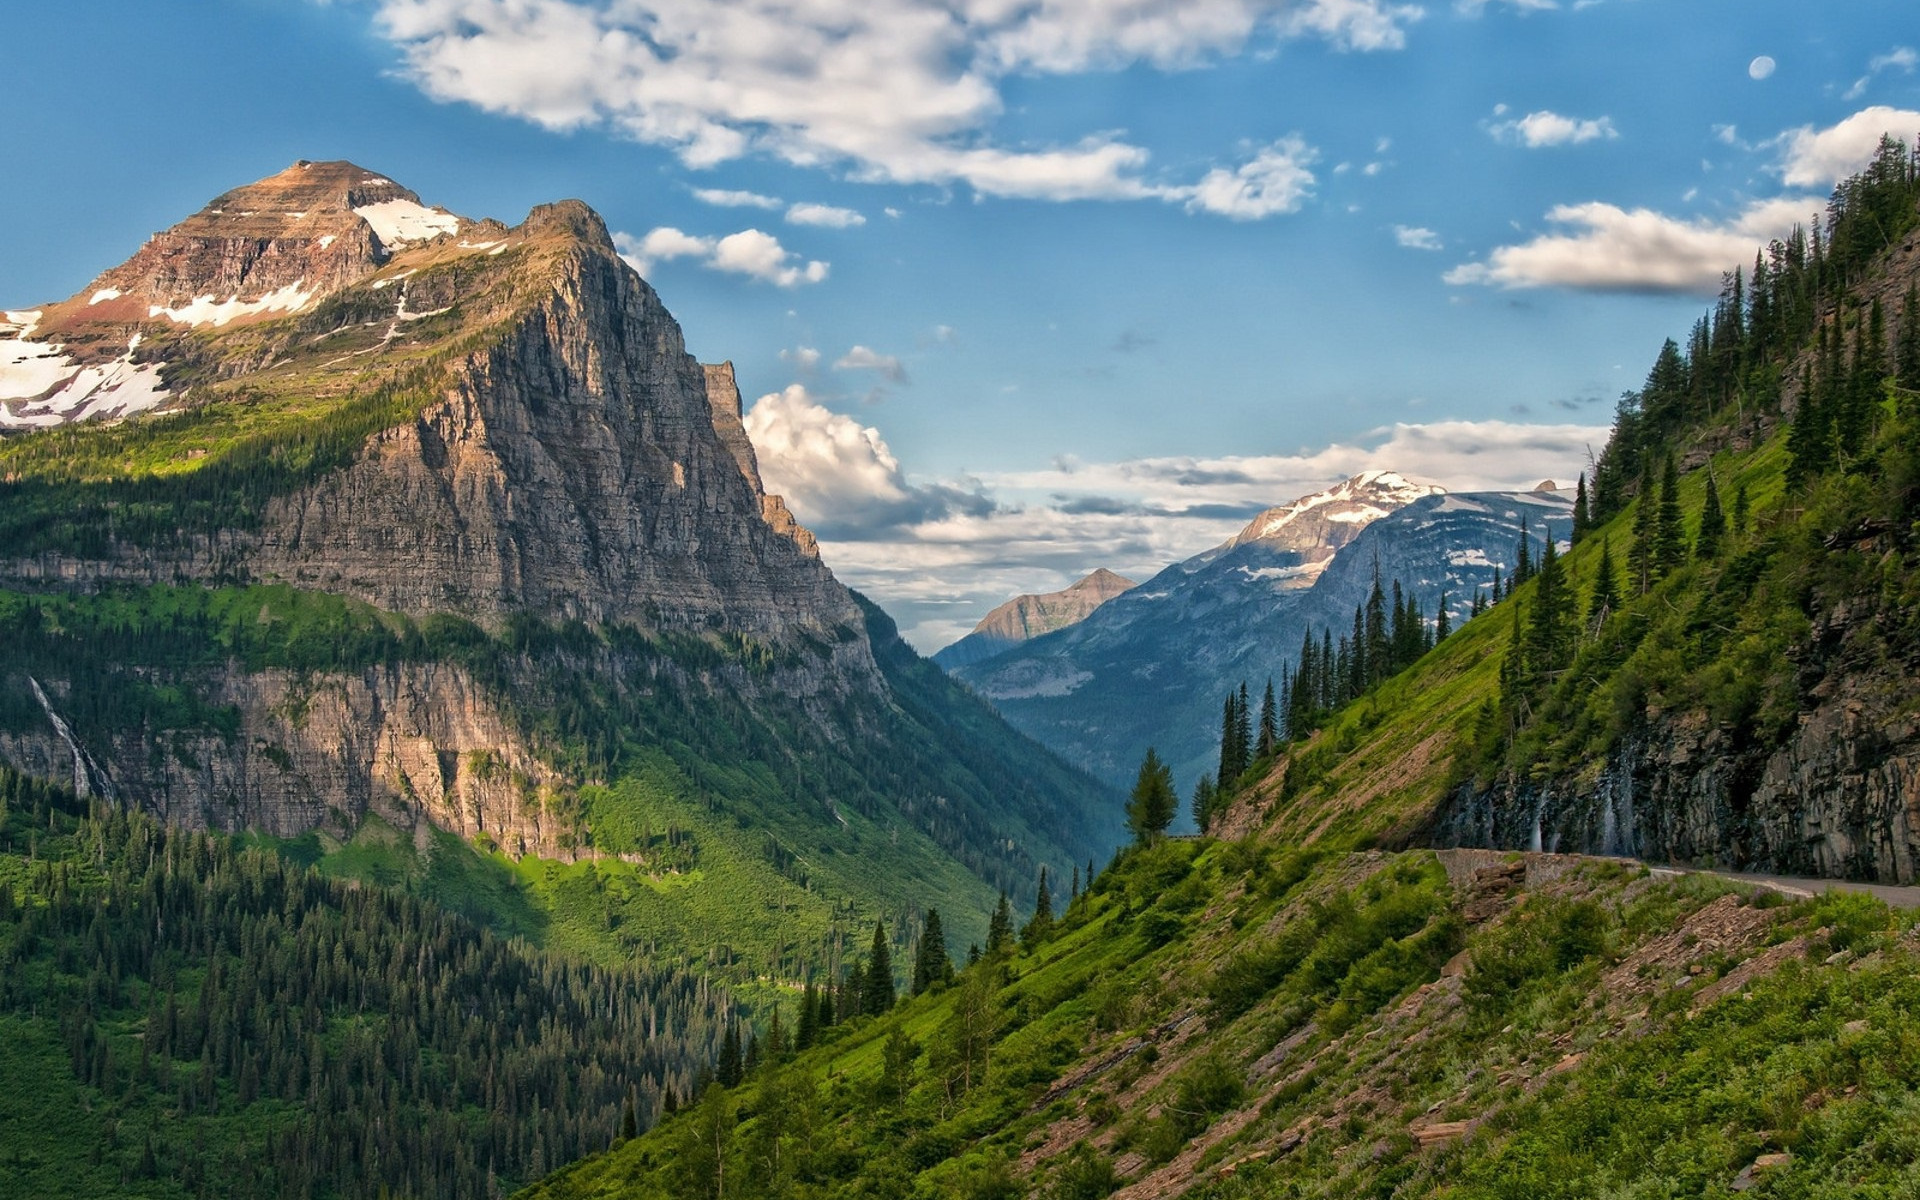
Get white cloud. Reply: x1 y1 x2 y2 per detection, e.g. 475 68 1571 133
692 187 783 209
1778 106 1920 188
786 202 867 228
1847 50 1916 102
780 345 822 371
1444 196 1819 295
755 414 1606 650
1394 224 1442 250
1490 109 1618 148
833 345 909 383
614 227 829 286
743 384 990 538
1180 136 1318 219
1748 55 1776 81
367 0 1415 207
1456 0 1558 13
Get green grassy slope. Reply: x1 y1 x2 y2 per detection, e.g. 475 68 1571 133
522 835 1920 1199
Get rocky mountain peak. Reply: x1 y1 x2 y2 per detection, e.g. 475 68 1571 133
79 159 468 322
1223 470 1445 553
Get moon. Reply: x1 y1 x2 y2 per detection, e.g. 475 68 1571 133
1749 56 1777 81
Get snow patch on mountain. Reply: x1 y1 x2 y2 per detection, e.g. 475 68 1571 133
148 281 314 327
0 333 172 429
354 198 462 247
1225 470 1444 549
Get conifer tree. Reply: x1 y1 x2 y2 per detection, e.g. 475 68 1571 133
986 892 1014 956
1587 538 1621 628
795 984 818 1050
1191 774 1219 834
1571 473 1591 544
912 910 952 995
1514 515 1534 586
1655 454 1688 571
1216 692 1243 787
1628 458 1657 594
1788 362 1831 483
1435 592 1451 641
1256 679 1279 758
1524 535 1568 687
1125 748 1178 844
719 1023 744 1088
1234 682 1253 769
1696 472 1726 559
1021 869 1054 948
1069 865 1080 902
1732 479 1750 537
862 922 895 1015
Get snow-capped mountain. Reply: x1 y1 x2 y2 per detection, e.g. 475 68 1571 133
949 474 1573 791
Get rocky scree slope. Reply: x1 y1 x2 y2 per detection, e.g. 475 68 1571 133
0 161 1118 962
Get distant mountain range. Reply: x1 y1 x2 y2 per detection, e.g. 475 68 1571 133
947 471 1574 790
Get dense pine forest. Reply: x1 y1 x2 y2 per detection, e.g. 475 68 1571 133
0 765 731 1200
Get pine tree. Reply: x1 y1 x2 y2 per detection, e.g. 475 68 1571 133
1434 592 1451 641
1732 479 1751 537
1191 774 1219 834
795 983 818 1049
1256 679 1279 758
1571 473 1591 544
1524 535 1568 687
1696 472 1726 559
1234 682 1253 772
912 909 952 996
1587 538 1620 628
718 1023 743 1088
1788 362 1831 483
862 922 895 1016
1628 458 1657 594
1364 573 1390 687
1216 692 1242 787
986 892 1014 956
1125 748 1178 843
1513 516 1534 586
1021 869 1054 948
1655 454 1687 571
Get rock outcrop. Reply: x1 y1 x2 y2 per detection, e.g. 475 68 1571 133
1433 679 1920 884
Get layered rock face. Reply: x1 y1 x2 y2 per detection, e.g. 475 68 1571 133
1434 654 1920 884
933 568 1136 670
0 162 903 851
1 662 574 856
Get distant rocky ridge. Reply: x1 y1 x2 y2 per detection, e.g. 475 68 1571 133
933 568 1135 670
952 472 1573 790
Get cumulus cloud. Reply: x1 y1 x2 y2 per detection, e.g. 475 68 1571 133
615 227 829 286
1180 136 1318 219
746 406 1606 648
833 345 910 383
1394 224 1442 250
787 202 867 228
1489 109 1619 147
366 0 1404 208
743 385 990 538
1778 106 1920 187
692 187 782 209
1443 196 1819 295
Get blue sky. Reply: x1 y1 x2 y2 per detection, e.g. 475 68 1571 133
4 0 1918 647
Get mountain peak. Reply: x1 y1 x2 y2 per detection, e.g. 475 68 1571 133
931 568 1137 670
1224 470 1444 551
